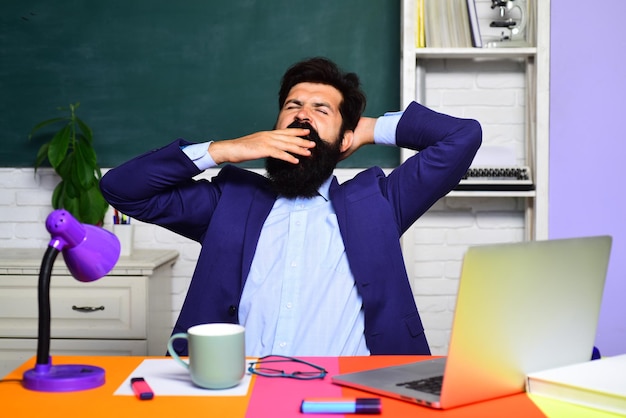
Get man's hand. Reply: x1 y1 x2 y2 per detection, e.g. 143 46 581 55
208 128 315 165
340 117 377 161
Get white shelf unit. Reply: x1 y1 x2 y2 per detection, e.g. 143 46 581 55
400 0 550 240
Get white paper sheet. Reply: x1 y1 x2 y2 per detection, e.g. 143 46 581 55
114 358 253 397
470 144 517 167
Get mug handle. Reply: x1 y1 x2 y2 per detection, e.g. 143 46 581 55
167 332 190 369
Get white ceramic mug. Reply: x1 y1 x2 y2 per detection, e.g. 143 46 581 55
167 323 245 389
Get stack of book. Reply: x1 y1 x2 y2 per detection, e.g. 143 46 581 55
417 0 482 48
526 354 626 415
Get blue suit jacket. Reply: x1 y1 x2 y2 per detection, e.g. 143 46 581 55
100 102 481 356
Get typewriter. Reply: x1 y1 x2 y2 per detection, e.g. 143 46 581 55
455 166 534 191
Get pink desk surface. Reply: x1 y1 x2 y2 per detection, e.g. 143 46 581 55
0 355 590 417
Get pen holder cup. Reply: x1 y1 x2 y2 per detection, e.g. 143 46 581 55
112 224 134 257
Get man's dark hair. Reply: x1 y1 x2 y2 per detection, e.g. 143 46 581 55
278 57 366 132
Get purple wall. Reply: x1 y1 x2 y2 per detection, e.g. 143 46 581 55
550 1 626 355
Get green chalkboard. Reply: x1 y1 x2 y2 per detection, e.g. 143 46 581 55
0 1 400 168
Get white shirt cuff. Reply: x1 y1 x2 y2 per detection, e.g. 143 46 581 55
182 141 217 170
373 111 403 146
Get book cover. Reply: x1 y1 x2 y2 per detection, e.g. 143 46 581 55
466 0 482 47
526 354 626 415
424 0 441 47
455 0 473 48
416 0 425 48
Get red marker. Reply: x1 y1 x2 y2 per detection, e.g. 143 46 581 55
130 377 154 400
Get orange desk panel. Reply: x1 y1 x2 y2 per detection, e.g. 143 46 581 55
3 356 251 417
1 355 547 417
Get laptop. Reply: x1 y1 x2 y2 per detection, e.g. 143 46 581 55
332 236 612 409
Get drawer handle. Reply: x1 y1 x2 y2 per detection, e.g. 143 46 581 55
72 305 105 313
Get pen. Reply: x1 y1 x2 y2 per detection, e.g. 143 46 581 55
130 377 154 400
300 398 381 414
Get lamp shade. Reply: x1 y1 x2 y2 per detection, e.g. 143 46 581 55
46 209 120 281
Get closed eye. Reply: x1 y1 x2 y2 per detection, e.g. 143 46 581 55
315 106 329 115
284 99 303 110
312 103 332 115
283 100 334 115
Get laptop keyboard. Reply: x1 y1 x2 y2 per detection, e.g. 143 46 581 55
396 375 443 396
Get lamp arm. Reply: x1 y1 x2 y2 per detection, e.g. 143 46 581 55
36 246 60 365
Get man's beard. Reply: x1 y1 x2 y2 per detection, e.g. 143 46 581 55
265 121 342 198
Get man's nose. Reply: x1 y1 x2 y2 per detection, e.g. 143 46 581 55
295 108 311 122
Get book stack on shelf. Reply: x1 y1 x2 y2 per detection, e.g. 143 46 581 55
416 0 482 48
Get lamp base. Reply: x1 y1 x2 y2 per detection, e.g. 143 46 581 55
23 361 105 392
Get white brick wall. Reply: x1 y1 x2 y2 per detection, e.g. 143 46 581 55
422 58 528 166
407 55 528 354
0 61 527 356
408 198 525 354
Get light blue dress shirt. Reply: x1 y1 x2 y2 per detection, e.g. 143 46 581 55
183 112 402 356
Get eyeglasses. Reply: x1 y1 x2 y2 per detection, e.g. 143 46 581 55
248 355 327 380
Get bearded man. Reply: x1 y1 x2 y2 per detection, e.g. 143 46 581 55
100 57 481 357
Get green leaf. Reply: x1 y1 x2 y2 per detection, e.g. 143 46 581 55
47 124 71 169
76 117 93 145
28 117 67 139
73 160 96 190
79 184 107 225
75 137 97 170
34 143 50 171
63 175 79 199
51 181 65 209
62 194 80 219
55 152 73 179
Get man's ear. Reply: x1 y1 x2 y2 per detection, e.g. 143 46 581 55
340 130 354 153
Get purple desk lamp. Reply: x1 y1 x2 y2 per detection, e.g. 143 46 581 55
22 209 120 392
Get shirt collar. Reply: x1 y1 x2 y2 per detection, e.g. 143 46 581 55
274 176 333 202
317 177 333 201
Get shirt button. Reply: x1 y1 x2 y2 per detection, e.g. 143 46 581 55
279 342 287 348
290 261 297 267
286 302 293 309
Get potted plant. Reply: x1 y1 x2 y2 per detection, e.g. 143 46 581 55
29 102 108 226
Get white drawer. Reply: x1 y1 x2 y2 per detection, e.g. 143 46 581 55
0 275 147 339
0 338 147 378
